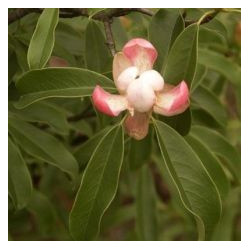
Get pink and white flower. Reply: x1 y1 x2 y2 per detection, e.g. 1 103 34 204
92 38 190 140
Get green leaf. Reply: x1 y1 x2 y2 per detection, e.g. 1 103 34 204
163 23 199 87
112 17 128 51
148 8 184 73
8 137 33 209
191 64 207 92
84 20 112 73
15 67 116 108
27 8 59 69
74 126 111 170
136 165 158 240
27 190 58 237
198 48 241 86
8 116 78 182
69 119 93 138
185 134 230 200
129 129 152 170
199 27 227 47
9 101 70 134
69 125 124 240
153 119 222 240
191 85 227 127
190 125 241 183
211 187 240 240
158 108 191 136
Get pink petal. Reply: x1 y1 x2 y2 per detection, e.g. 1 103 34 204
124 111 150 140
113 52 132 87
122 38 157 72
153 81 190 116
92 85 128 117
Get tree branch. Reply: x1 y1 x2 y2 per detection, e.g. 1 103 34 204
8 8 153 24
103 19 116 56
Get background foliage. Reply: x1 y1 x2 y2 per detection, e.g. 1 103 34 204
8 8 241 241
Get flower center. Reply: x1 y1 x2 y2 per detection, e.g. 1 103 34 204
117 66 165 113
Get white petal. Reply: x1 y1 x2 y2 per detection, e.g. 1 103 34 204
139 70 164 91
116 66 139 93
127 78 156 112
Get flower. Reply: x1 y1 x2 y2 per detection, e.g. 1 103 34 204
92 38 190 140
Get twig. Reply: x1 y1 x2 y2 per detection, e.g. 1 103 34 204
8 8 153 24
103 19 116 56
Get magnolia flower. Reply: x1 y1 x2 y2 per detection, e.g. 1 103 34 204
92 38 190 140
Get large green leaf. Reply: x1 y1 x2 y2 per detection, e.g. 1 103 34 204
148 8 184 73
8 137 33 209
191 85 227 127
185 135 230 200
74 126 111 170
153 119 222 240
191 125 241 183
8 116 78 182
84 20 112 73
191 64 207 92
27 8 59 69
9 101 70 134
198 48 241 86
136 165 157 240
69 124 124 240
163 23 199 87
15 67 116 108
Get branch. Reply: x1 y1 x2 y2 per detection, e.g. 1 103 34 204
8 8 153 24
103 19 116 56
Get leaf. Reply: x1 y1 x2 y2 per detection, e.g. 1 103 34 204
190 125 241 183
198 48 241 86
211 187 240 240
55 19 87 56
128 128 152 170
153 119 222 240
9 101 70 134
111 17 128 51
84 20 112 73
136 165 158 240
191 85 227 127
27 8 59 69
199 27 227 47
69 124 124 240
15 67 116 108
158 108 191 136
148 8 184 73
74 126 111 170
27 190 58 237
69 119 93 138
185 134 230 200
8 137 33 209
191 64 207 92
163 23 199 87
8 116 78 182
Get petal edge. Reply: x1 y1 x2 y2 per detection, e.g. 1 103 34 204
92 85 127 117
153 81 190 116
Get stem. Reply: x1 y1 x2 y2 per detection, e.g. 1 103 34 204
197 10 218 26
8 8 153 24
103 19 116 56
222 8 241 14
